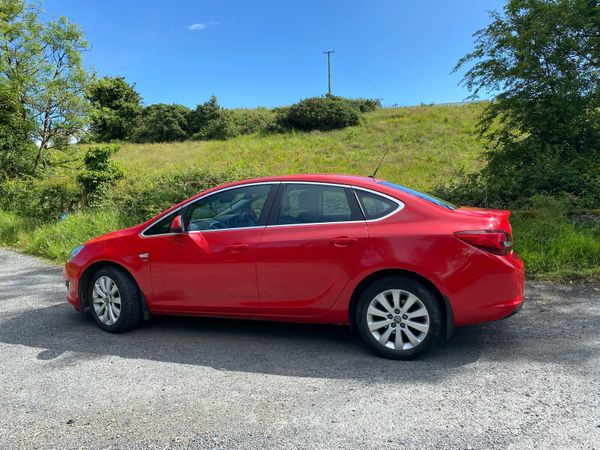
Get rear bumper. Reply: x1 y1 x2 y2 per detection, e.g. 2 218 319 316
451 252 525 327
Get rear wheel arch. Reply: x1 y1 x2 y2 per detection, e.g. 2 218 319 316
348 268 453 338
78 261 149 319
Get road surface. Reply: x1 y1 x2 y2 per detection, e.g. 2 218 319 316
0 247 599 449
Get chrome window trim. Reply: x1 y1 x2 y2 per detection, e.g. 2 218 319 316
266 181 404 229
138 180 405 237
139 181 279 238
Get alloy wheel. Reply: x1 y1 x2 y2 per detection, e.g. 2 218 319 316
92 276 122 326
366 289 430 350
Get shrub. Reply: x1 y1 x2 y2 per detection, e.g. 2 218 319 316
0 176 80 221
77 144 124 207
130 104 191 143
228 108 275 135
329 96 380 113
277 97 361 131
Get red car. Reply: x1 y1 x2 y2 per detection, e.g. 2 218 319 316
64 174 524 359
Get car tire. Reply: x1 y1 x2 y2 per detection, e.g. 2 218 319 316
88 266 142 333
356 276 442 360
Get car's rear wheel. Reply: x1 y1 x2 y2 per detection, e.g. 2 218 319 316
356 276 442 359
88 266 142 333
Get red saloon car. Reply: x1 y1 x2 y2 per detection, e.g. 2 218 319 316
64 174 524 359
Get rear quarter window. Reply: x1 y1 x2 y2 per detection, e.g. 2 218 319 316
354 190 400 220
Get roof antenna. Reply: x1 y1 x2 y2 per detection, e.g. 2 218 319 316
370 147 390 178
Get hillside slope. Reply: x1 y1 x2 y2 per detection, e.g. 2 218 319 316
115 103 486 191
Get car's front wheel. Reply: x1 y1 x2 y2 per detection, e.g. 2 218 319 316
356 276 442 359
88 266 142 333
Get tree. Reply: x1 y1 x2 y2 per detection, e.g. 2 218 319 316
455 0 600 205
0 82 35 179
188 96 234 140
0 0 92 176
87 76 142 141
129 103 190 143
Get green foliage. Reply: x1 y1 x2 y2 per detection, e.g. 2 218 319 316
114 167 259 224
87 76 142 141
130 104 191 143
188 96 230 140
0 0 92 176
227 108 275 136
0 176 80 220
0 82 36 179
511 199 600 280
330 96 380 113
455 0 600 207
77 144 123 206
276 96 362 131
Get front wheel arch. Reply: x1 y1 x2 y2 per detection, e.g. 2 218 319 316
78 261 149 319
348 269 453 338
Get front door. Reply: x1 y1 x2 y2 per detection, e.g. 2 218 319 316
143 183 277 314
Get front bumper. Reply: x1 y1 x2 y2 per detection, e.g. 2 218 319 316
63 262 83 311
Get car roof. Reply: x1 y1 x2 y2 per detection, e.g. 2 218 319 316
228 173 384 189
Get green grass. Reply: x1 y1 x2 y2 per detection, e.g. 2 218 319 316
0 209 126 262
114 104 486 192
512 211 600 281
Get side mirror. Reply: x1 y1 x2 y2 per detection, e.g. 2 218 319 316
169 215 185 233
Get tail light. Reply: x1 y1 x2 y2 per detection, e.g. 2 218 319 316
454 230 513 255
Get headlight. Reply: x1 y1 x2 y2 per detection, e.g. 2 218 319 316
69 245 85 261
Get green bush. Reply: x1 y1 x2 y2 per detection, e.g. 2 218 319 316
130 104 191 143
77 144 124 207
0 211 37 246
330 96 380 113
277 97 361 131
0 176 80 221
114 167 259 224
228 108 275 136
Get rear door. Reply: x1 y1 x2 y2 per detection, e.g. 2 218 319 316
256 182 369 316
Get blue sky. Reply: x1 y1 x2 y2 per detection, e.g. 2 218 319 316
44 0 505 108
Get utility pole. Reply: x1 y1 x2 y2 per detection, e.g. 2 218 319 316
323 50 334 96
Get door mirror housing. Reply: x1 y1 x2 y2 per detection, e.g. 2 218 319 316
169 215 185 233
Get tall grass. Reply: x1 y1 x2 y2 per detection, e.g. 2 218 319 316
512 211 600 280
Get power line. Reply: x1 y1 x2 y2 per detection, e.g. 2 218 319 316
334 52 396 104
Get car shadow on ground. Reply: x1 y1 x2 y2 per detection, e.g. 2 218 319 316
1 279 599 382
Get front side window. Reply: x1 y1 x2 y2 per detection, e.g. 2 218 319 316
184 184 273 231
277 184 358 225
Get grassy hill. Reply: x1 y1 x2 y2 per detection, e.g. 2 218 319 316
115 103 486 192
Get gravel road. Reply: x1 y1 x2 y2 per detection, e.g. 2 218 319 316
1 247 599 449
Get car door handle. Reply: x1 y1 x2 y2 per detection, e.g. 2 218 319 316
329 237 358 247
226 243 250 253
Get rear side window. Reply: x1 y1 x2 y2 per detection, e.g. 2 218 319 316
355 190 399 220
277 184 360 225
